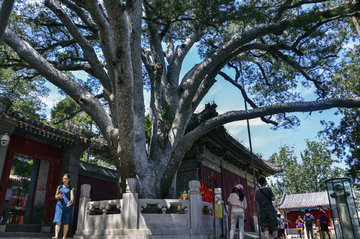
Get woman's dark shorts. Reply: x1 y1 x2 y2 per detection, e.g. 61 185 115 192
279 229 285 236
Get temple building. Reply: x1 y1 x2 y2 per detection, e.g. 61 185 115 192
278 191 333 236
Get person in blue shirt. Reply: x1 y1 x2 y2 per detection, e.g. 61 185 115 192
277 214 291 239
303 209 314 239
52 174 74 239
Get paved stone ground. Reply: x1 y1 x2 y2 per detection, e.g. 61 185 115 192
0 231 268 239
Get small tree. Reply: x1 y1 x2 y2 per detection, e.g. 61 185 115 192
320 45 360 187
269 139 346 206
11 155 33 201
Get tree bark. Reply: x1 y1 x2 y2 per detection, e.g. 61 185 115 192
352 16 360 39
0 0 15 44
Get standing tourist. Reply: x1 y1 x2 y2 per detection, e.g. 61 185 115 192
277 214 291 239
228 184 247 239
295 214 304 239
52 174 74 239
303 209 314 239
1 180 12 224
318 205 331 239
255 177 279 239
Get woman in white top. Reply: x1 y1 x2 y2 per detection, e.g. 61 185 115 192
228 184 247 239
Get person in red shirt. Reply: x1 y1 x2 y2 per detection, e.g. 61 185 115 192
295 214 304 239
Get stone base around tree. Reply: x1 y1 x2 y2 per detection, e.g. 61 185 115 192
74 179 224 239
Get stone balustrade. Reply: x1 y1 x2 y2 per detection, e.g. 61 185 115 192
75 179 223 239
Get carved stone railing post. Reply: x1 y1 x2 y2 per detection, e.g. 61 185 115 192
121 178 138 229
188 180 203 230
126 178 137 193
75 184 91 233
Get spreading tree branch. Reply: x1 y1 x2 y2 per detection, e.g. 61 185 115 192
190 97 360 144
45 0 112 92
167 30 200 87
218 71 278 126
85 0 116 89
53 108 83 124
36 35 98 54
59 0 98 33
181 1 360 107
274 0 328 22
3 28 114 141
352 16 360 38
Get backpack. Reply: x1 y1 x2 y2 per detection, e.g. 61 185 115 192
305 214 313 227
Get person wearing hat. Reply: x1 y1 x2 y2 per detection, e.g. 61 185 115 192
255 177 279 239
228 184 247 239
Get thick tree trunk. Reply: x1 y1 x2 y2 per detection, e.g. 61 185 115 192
0 0 15 43
352 17 360 38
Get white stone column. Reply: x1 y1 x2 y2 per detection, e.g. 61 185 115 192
188 180 203 230
0 96 15 180
214 188 222 204
75 184 91 233
121 178 138 229
32 160 50 224
0 120 16 179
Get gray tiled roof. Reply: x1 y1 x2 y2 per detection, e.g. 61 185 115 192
1 95 90 145
4 109 89 145
206 126 282 176
79 161 118 181
278 191 329 209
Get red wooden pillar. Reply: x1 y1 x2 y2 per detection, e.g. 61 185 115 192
0 150 14 214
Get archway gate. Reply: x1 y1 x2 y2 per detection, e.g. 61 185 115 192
0 133 63 224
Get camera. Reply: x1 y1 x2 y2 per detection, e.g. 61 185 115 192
1 133 10 146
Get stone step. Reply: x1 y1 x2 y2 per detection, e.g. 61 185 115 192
0 223 74 237
5 224 43 232
0 232 53 238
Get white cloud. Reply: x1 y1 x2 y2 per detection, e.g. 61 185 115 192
250 136 269 148
301 85 315 97
225 118 266 127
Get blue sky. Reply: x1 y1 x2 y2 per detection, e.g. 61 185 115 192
40 44 346 169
